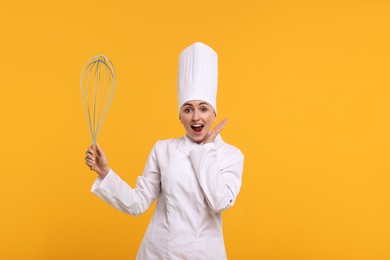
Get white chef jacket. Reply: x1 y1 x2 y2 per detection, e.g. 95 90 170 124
91 134 244 260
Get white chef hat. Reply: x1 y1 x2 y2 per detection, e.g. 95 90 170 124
177 42 218 114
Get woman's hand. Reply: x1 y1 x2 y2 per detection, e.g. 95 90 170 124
85 144 110 178
204 118 229 144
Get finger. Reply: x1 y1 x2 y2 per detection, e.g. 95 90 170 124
96 144 101 155
86 147 93 155
85 161 94 168
85 157 94 163
85 158 95 164
86 150 95 159
205 118 229 143
212 118 229 135
96 144 105 157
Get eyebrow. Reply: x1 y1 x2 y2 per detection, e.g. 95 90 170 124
182 102 210 107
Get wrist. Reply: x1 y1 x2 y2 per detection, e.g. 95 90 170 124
99 166 110 178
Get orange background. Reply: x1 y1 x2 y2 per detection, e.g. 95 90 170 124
1 0 389 259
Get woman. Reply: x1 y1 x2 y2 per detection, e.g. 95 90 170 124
85 42 244 259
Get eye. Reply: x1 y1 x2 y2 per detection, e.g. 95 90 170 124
183 107 192 113
200 107 208 112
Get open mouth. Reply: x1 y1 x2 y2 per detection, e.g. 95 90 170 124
191 124 204 133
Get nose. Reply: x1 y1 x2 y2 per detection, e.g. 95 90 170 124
192 110 200 121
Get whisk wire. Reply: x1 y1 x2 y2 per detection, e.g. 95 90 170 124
80 55 116 145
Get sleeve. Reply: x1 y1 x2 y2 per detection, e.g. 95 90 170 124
189 143 244 213
91 142 161 216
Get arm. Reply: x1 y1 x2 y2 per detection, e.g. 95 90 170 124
190 143 244 213
88 143 161 216
190 118 244 212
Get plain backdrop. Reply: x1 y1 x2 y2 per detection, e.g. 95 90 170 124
0 0 389 259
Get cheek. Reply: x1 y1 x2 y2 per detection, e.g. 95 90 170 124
202 116 214 129
180 117 190 128
206 114 215 124
179 114 187 125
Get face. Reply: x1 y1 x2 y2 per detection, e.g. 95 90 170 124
180 100 216 144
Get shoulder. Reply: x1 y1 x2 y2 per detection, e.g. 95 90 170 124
153 137 184 150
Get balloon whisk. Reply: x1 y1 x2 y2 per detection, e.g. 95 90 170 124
80 55 116 145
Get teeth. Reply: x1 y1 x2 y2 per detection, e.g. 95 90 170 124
192 124 203 127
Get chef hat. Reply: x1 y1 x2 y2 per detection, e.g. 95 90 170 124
178 42 218 114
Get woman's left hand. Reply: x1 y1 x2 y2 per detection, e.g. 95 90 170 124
204 118 229 144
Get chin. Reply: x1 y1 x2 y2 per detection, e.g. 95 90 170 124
189 135 206 144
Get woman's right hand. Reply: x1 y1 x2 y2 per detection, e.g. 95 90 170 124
85 144 110 178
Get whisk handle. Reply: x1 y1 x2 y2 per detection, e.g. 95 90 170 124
91 144 98 161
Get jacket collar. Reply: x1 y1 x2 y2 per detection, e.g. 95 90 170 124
183 133 222 150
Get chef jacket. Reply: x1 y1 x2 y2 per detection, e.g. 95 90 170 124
91 134 244 259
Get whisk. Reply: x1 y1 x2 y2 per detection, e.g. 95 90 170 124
80 55 116 148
